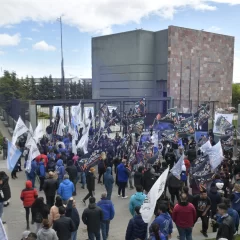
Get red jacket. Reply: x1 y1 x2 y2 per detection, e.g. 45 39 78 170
20 180 38 207
172 202 196 228
184 159 191 176
36 154 48 167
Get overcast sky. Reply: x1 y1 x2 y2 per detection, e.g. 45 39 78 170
0 0 240 82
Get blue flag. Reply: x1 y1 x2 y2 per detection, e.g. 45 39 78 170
7 141 22 172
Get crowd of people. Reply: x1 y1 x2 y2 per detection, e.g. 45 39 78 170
1 125 240 240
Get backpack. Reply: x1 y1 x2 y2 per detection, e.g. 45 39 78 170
35 212 43 223
181 171 187 181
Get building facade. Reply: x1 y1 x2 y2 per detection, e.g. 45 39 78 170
92 26 234 112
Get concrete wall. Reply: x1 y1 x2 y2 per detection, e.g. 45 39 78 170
92 30 160 99
168 26 234 112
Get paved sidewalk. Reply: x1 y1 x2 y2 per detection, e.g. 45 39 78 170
0 118 217 240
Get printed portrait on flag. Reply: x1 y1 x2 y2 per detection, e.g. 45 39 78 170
213 113 233 134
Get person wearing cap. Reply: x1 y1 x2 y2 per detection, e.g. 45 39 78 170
97 193 115 240
82 167 96 204
117 159 129 199
57 174 75 205
43 171 59 207
213 203 235 240
192 186 211 238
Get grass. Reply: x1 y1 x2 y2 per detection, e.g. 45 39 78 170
37 111 50 119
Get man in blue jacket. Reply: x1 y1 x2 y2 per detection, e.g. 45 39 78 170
117 159 129 199
150 204 173 240
97 193 115 240
57 174 75 204
56 159 65 184
104 167 114 200
26 159 38 188
129 186 146 216
37 158 46 191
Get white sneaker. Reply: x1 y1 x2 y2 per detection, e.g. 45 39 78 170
118 195 121 197
122 196 128 199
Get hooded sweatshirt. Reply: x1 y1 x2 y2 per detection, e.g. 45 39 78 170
208 185 222 213
150 213 173 238
20 180 38 207
129 192 146 216
55 160 65 180
57 179 75 201
104 167 114 189
37 228 58 240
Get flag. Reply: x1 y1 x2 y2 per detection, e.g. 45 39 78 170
0 219 8 240
25 141 40 173
140 167 169 223
12 116 29 145
208 141 224 170
77 123 91 154
7 141 22 172
200 140 212 154
57 118 65 136
190 155 209 175
52 108 60 135
26 123 33 146
88 109 92 120
33 121 44 142
170 154 184 179
177 116 195 135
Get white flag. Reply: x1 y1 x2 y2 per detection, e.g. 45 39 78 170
200 140 212 153
12 116 29 145
208 141 224 170
0 219 8 240
77 123 90 154
140 167 169 223
34 121 44 142
170 154 184 179
25 123 33 147
25 141 40 173
57 118 65 136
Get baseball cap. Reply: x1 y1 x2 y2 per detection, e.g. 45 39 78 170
22 231 31 239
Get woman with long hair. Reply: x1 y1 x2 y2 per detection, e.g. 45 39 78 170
49 196 63 224
149 223 166 240
31 197 49 233
37 219 58 240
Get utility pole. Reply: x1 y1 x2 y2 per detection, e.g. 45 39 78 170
58 16 65 100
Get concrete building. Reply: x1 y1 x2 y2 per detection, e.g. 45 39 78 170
92 26 234 112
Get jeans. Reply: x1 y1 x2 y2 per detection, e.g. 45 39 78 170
39 176 45 191
105 187 113 200
196 211 209 233
177 226 193 240
46 195 55 208
0 202 4 219
83 190 93 202
71 231 77 240
88 231 101 240
27 175 36 188
101 220 110 240
118 182 127 197
80 172 86 187
128 172 134 188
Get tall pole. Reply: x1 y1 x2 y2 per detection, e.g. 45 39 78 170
59 16 65 100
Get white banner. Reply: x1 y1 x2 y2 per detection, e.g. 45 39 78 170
71 101 82 125
12 116 29 145
140 167 169 223
213 113 233 134
53 106 64 118
57 118 65 136
170 154 184 179
33 121 44 142
200 140 212 154
25 141 40 173
77 122 91 154
208 141 224 170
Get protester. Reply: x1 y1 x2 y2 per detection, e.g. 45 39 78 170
37 158 46 191
53 206 76 240
21 231 37 240
65 160 78 196
50 196 64 224
125 206 148 240
57 174 75 204
148 223 166 240
172 193 196 240
0 175 6 224
167 172 182 203
164 148 176 169
231 182 240 216
26 159 38 188
31 197 49 233
43 171 59 207
55 159 65 184
65 197 80 240
82 197 103 240
214 203 235 240
182 186 193 203
104 167 114 200
37 219 58 240
20 180 38 229
150 204 173 240
82 167 96 204
193 187 211 237
129 186 146 216
117 159 129 198
143 166 156 193
97 193 115 240
98 152 106 184
2 137 8 160
134 166 144 188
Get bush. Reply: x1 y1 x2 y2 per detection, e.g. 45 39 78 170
37 112 50 119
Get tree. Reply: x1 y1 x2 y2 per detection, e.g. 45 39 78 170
232 84 240 109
